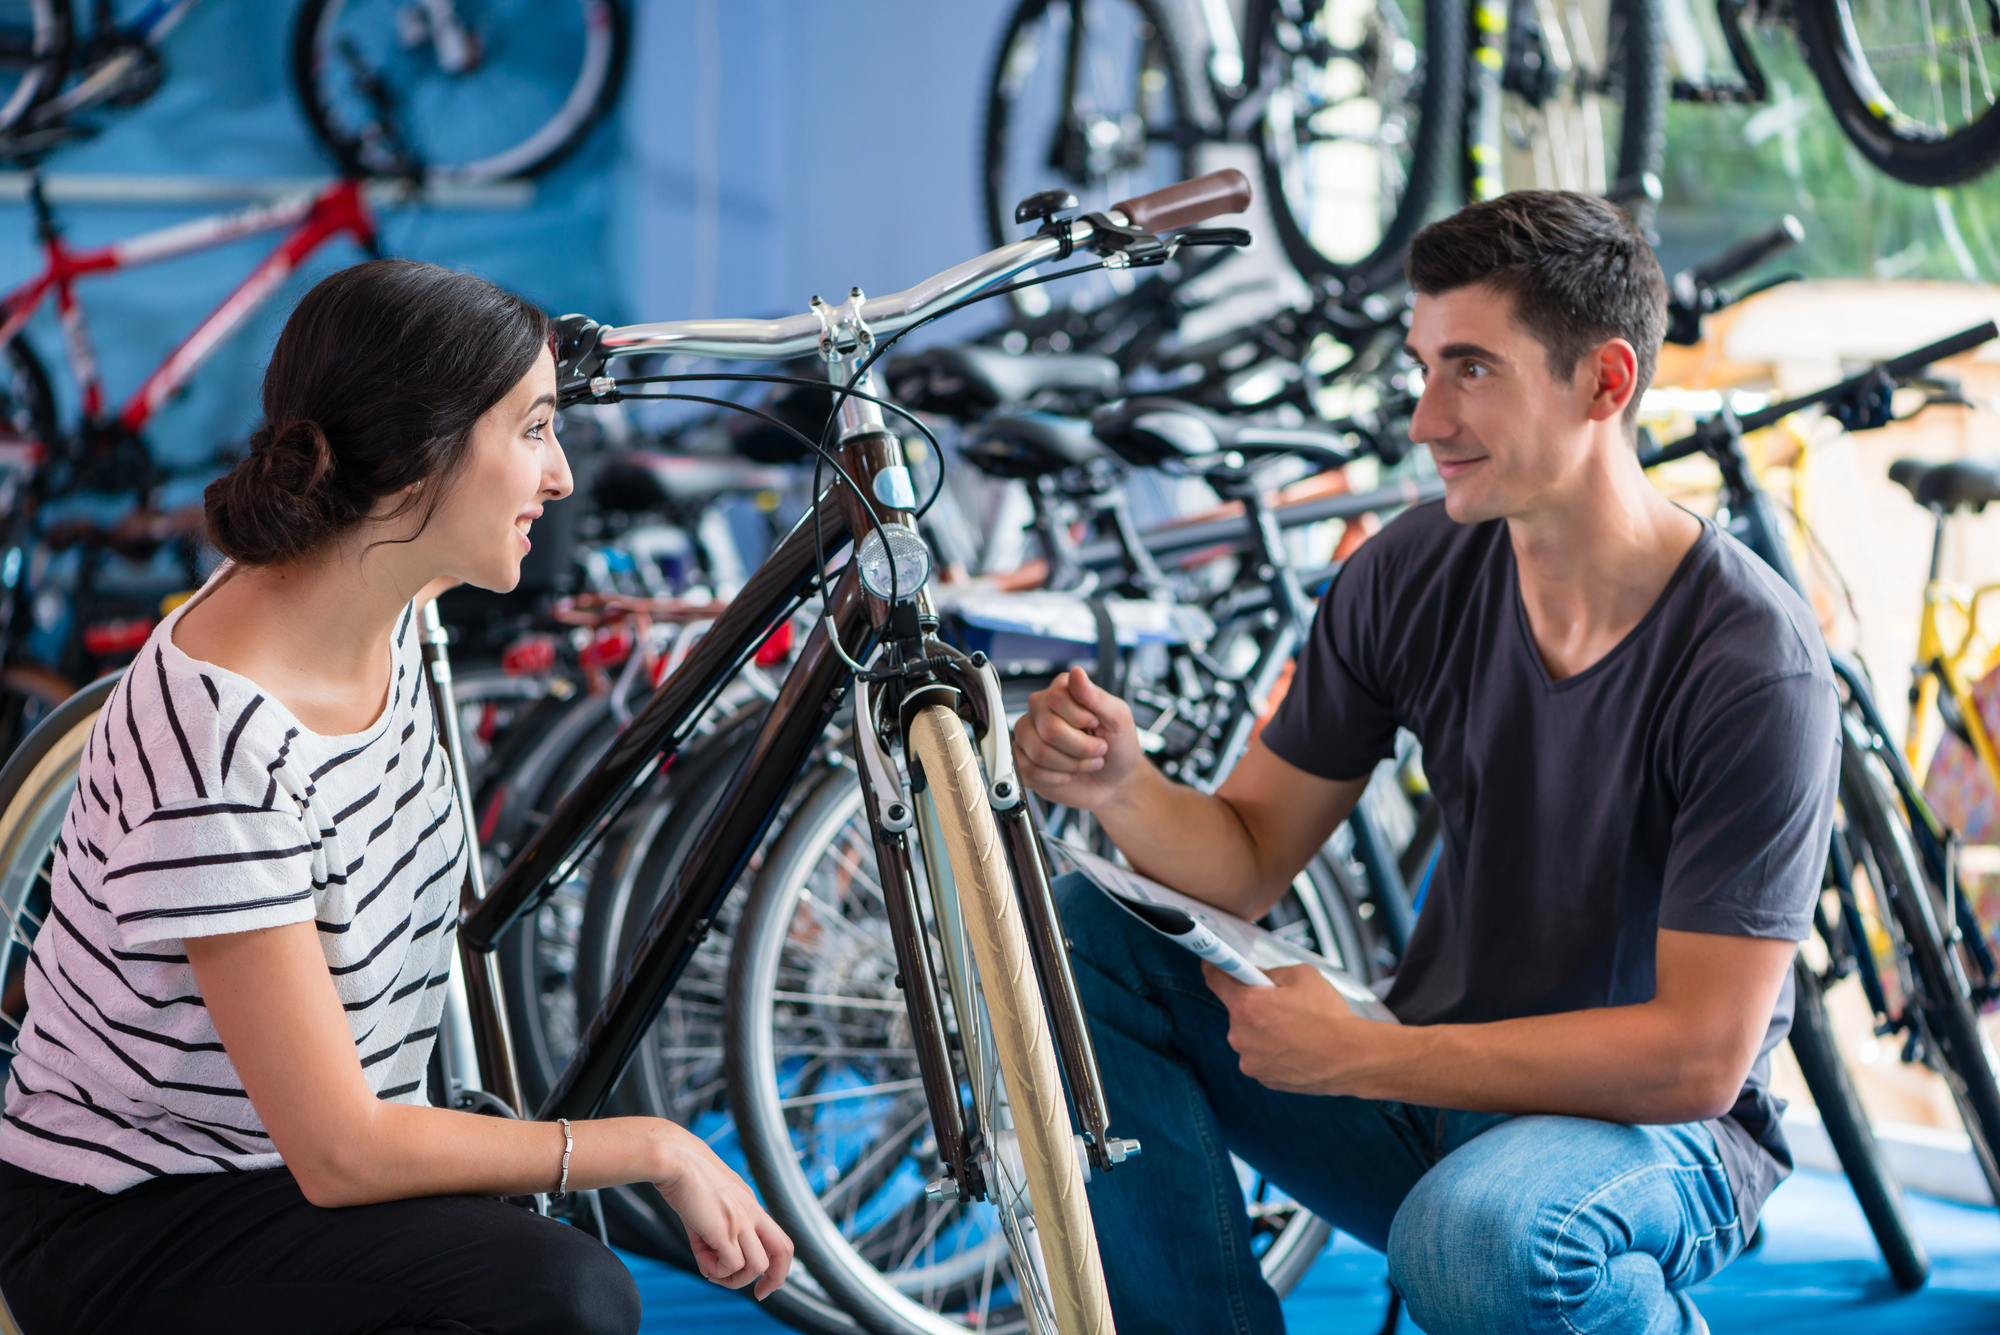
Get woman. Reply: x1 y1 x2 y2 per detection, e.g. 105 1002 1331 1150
0 260 791 1334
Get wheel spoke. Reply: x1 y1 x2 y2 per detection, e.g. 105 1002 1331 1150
779 1076 927 1110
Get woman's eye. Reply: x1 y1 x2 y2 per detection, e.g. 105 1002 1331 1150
527 420 547 441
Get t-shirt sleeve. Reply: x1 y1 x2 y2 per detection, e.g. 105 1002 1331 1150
1258 554 1400 783
1660 671 1839 940
99 798 319 948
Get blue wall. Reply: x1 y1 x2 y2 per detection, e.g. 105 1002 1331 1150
0 0 1011 475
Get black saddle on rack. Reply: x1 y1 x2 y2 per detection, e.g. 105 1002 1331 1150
1889 457 2000 513
959 414 1109 481
1090 397 1356 470
887 345 1120 417
590 451 791 515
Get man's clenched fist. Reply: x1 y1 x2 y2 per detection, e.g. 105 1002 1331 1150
1012 666 1144 811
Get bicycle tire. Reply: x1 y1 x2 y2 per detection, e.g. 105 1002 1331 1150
1254 0 1465 296
0 673 117 1081
1838 724 2000 1208
290 0 627 184
731 757 1112 1335
0 0 68 137
1460 0 1664 214
981 0 1204 251
1785 953 1930 1289
1795 0 2000 188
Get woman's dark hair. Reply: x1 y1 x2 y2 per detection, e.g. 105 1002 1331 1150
205 259 551 565
1405 191 1666 428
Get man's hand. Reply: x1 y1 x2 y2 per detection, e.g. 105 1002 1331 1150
1012 666 1144 811
1203 962 1386 1096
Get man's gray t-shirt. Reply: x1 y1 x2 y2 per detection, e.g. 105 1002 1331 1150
1260 501 1838 1230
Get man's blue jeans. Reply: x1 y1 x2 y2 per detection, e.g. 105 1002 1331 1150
1054 873 1749 1334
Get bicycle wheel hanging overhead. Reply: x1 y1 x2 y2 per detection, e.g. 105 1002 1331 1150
0 0 69 138
1796 0 2000 187
1461 0 1666 211
982 0 1204 250
1254 0 1466 296
290 0 627 184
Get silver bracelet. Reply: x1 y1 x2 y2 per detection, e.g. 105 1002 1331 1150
554 1117 573 1199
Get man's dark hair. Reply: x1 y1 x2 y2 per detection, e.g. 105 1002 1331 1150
1405 191 1666 429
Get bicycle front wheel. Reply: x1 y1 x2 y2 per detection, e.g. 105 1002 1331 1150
729 753 1117 1335
291 0 627 183
1797 0 2000 187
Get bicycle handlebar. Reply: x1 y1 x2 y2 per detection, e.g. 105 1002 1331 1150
1642 320 1998 466
1691 215 1803 290
587 171 1253 364
1112 169 1251 234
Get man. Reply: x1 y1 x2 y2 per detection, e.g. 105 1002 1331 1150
1015 191 1838 1334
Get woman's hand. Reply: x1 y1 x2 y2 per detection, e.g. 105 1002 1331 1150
654 1123 794 1299
1012 666 1143 811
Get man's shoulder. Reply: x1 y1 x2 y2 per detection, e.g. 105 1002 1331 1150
1672 524 1833 696
1338 499 1503 603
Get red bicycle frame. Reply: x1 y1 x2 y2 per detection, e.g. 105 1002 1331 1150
0 177 378 436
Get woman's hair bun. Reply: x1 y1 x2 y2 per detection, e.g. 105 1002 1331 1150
203 259 550 567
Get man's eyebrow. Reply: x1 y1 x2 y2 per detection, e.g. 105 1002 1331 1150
1402 341 1509 366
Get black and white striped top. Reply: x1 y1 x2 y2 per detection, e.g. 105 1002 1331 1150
0 576 465 1192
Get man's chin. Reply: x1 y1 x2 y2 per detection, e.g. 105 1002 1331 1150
1439 483 1502 526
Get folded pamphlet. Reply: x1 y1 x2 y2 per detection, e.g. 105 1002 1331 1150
1049 838 1398 1023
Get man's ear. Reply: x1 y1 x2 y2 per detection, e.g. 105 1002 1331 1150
1584 338 1640 424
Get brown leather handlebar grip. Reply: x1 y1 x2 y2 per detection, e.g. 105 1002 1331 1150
1111 168 1252 234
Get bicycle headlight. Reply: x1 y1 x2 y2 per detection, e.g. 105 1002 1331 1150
855 525 932 603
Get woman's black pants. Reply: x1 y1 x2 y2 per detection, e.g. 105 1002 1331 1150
0 1159 642 1334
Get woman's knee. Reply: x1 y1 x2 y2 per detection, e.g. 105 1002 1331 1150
478 1214 642 1335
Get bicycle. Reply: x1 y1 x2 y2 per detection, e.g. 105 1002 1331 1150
1666 0 2000 187
1887 455 2000 847
1641 319 2000 1290
0 168 379 750
982 0 1464 298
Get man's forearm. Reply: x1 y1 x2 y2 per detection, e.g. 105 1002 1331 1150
1341 1004 1750 1125
1093 763 1287 918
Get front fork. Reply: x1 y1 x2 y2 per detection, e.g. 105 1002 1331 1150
821 310 1123 1201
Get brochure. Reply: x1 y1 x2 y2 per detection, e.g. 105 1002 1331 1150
1048 838 1399 1023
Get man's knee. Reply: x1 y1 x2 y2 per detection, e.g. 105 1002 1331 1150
1387 1161 1553 1335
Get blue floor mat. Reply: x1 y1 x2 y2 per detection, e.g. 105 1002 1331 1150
627 1170 2000 1332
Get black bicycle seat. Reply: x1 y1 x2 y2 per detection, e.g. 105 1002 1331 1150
589 451 790 514
959 414 1109 481
887 345 1120 417
1889 457 2000 512
1089 397 1355 470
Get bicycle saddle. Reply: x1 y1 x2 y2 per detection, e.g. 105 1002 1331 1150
959 413 1109 480
589 451 791 514
1090 397 1356 469
1888 457 2000 512
886 345 1120 416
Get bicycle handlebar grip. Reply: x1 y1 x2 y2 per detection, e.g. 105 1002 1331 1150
1112 169 1253 234
1885 320 1999 377
1690 215 1805 290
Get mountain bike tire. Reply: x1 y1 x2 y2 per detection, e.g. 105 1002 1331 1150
982 0 1205 250
1795 0 2000 188
1838 726 2000 1209
0 0 69 136
1254 0 1465 297
0 673 116 1082
1785 953 1930 1289
290 0 627 184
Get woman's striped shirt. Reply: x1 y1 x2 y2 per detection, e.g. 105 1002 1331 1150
0 580 465 1192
